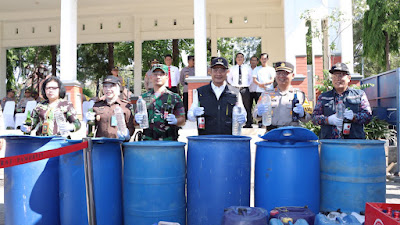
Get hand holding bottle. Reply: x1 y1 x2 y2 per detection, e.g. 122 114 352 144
166 114 178 125
117 128 130 141
86 111 96 121
257 103 269 116
293 103 305 117
20 124 31 133
135 114 144 124
344 108 354 120
58 123 75 133
235 114 246 124
328 114 343 127
187 106 204 122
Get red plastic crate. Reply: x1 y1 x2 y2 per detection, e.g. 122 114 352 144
365 203 400 225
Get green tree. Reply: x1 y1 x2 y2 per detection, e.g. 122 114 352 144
363 0 400 71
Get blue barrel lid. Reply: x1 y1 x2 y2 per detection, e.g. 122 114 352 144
259 126 318 142
123 140 186 147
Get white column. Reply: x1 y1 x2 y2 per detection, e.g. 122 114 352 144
194 0 207 77
134 17 142 96
339 0 354 73
60 0 77 82
0 21 6 99
210 14 218 57
0 47 6 99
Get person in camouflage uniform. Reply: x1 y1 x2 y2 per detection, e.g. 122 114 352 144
21 77 81 136
135 64 185 141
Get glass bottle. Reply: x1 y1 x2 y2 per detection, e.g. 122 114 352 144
87 108 95 137
24 110 32 135
193 89 205 129
292 91 300 122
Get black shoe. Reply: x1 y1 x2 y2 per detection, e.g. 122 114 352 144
243 124 252 128
258 122 262 128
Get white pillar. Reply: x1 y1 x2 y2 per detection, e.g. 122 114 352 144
0 47 6 99
194 0 207 77
210 14 218 57
60 0 77 82
134 17 142 96
0 21 6 99
339 0 354 73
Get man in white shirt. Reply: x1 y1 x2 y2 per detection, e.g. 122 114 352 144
187 57 246 135
227 53 253 128
164 54 181 94
249 56 260 126
253 53 276 94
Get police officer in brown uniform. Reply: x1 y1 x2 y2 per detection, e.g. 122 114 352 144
89 76 135 140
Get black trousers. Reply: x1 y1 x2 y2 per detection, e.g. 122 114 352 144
183 92 188 118
250 92 261 124
239 87 252 127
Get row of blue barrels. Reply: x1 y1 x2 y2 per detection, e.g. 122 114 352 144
1 126 387 225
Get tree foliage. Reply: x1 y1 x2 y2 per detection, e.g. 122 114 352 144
362 0 400 70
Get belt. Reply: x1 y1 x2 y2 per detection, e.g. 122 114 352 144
235 86 249 90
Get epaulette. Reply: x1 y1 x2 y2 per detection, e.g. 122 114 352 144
121 99 130 104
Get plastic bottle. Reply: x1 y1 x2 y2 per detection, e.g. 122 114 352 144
114 106 127 133
54 109 68 136
232 102 242 135
292 91 300 122
336 97 345 133
136 96 149 129
24 110 32 135
260 91 272 126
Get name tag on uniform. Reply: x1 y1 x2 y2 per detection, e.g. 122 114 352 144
111 116 117 127
42 122 49 134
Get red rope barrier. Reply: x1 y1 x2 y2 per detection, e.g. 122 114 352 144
0 141 88 168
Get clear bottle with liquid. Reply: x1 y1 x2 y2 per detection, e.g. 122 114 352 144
114 106 127 133
232 102 242 136
336 97 345 133
136 96 149 129
54 109 68 136
260 89 272 126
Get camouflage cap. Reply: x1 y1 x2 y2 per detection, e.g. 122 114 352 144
151 64 169 74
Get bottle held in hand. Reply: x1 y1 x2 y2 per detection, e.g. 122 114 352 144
136 96 149 129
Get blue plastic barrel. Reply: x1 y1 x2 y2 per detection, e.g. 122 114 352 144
320 139 386 213
59 138 123 225
187 135 251 225
222 206 268 225
255 127 320 214
1 135 65 225
123 141 186 225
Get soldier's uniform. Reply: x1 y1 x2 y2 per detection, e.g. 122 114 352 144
31 99 81 136
141 89 185 141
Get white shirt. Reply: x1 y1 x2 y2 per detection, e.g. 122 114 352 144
249 66 260 92
167 65 180 87
227 64 253 87
253 65 276 93
187 81 246 122
211 82 226 100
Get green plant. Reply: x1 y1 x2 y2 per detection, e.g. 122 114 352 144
82 87 94 98
300 120 321 136
364 117 397 143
